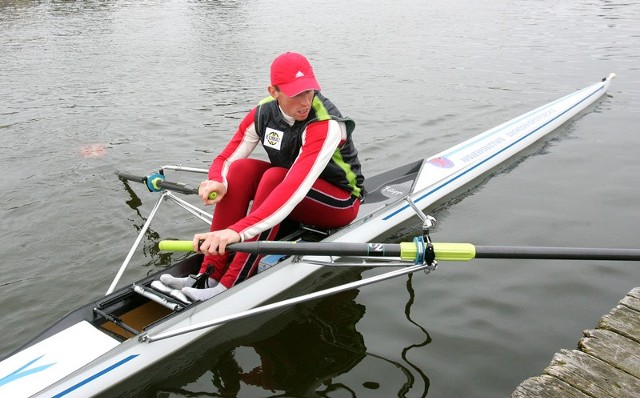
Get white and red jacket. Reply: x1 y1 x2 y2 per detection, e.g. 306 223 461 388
208 93 365 241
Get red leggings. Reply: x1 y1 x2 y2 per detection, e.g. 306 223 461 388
201 158 361 288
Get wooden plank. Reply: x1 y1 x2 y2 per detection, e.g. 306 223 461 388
579 329 640 378
513 288 640 396
626 287 640 300
620 294 640 312
544 349 640 398
598 304 640 343
511 375 590 398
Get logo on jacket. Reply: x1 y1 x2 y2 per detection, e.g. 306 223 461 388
264 127 284 150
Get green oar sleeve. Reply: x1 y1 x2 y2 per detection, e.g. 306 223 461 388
400 242 476 261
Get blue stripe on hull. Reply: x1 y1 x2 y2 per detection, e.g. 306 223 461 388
51 354 138 398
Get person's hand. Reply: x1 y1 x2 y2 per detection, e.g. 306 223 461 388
198 180 226 205
193 229 241 255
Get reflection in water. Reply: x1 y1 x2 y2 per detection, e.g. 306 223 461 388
216 303 366 396
400 274 431 397
353 273 431 398
227 292 364 397
157 289 367 397
151 271 433 397
120 178 143 215
118 178 175 269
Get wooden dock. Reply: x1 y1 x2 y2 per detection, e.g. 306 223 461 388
512 287 640 397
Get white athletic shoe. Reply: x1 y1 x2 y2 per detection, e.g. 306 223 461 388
169 289 192 305
182 284 227 302
159 274 198 289
160 274 219 289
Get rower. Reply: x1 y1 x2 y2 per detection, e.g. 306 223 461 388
158 52 366 301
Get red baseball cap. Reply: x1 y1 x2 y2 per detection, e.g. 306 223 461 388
270 52 321 97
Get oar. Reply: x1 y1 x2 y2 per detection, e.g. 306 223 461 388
144 239 638 342
158 240 640 262
117 171 217 200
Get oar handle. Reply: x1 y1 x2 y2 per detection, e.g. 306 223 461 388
151 177 217 200
159 240 195 252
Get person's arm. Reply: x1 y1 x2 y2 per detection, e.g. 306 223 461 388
230 120 344 241
198 107 260 204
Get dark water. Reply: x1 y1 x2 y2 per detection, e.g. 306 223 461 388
1 1 639 397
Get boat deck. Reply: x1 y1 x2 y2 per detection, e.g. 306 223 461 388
512 287 640 397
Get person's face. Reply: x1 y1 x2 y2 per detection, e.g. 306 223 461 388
268 86 314 121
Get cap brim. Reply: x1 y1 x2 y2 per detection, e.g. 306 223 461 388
278 77 321 97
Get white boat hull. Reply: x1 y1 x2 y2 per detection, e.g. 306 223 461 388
0 74 614 397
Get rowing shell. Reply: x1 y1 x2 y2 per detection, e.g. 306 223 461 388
0 74 615 398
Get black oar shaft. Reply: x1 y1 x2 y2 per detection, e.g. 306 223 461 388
155 180 198 195
116 172 146 184
474 246 640 261
230 241 403 258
